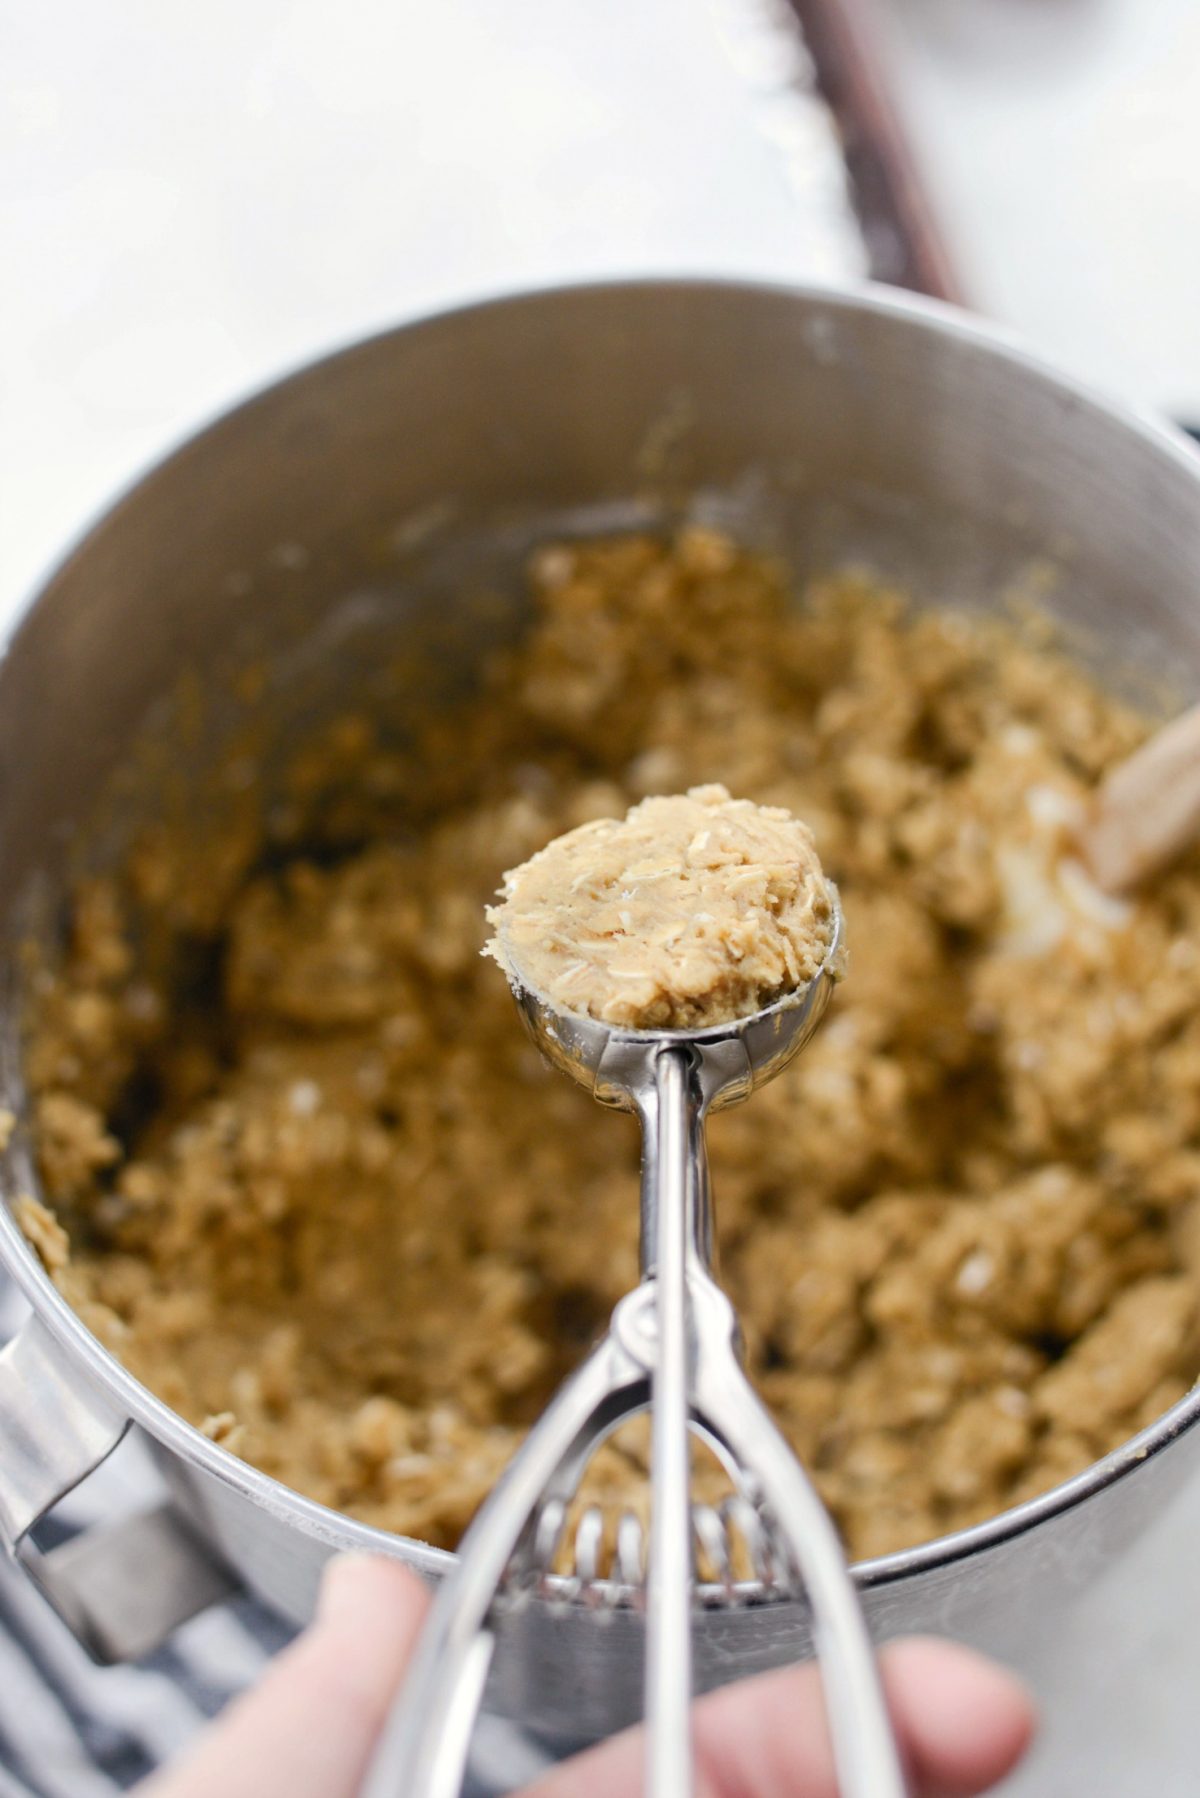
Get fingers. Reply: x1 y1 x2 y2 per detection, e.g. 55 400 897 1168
140 1551 1034 1798
136 1554 430 1798
880 1638 1036 1798
526 1636 1034 1798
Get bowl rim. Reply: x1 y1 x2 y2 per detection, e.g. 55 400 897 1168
4 272 1200 1595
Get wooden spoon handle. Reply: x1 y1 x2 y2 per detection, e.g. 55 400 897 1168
1080 701 1200 894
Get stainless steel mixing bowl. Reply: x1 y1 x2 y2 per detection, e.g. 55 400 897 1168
1 280 1199 1745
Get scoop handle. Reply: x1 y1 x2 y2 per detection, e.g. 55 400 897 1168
644 1046 697 1797
690 1277 912 1798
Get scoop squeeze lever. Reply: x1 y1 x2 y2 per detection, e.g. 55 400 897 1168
364 900 909 1798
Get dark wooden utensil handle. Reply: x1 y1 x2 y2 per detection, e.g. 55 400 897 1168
785 0 962 301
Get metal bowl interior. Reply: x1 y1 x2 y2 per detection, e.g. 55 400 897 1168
2 280 1200 1723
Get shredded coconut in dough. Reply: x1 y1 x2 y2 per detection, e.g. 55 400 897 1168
485 784 835 1029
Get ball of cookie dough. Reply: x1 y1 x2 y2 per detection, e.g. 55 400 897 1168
484 783 837 1029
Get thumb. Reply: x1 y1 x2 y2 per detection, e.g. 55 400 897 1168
137 1554 430 1798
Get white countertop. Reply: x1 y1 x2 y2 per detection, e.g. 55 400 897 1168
0 0 863 611
873 0 1200 419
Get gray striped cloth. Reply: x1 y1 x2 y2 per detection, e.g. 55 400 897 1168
0 1550 293 1796
0 1277 294 1794
0 1288 551 1795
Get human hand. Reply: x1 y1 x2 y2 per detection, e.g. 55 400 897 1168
139 1554 1034 1798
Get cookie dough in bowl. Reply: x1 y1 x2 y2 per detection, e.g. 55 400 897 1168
484 784 837 1030
20 528 1200 1566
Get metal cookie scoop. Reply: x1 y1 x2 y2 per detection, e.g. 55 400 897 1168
364 900 909 1798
